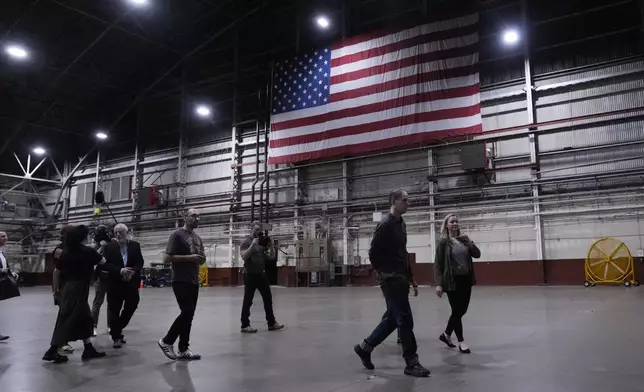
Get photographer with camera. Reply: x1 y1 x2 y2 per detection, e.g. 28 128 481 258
91 225 113 337
239 221 284 334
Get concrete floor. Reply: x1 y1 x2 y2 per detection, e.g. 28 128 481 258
1 286 643 392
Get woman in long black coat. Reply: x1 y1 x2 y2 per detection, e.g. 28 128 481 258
43 225 108 363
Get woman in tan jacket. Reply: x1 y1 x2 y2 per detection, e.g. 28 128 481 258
434 214 480 354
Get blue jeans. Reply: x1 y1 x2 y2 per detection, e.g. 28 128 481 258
364 278 418 365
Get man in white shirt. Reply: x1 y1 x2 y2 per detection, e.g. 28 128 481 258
0 231 15 341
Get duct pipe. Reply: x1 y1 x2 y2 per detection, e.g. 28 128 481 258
250 120 260 223
259 122 268 225
263 121 270 225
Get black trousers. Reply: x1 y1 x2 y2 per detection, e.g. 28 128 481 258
240 273 276 328
445 275 472 342
164 282 199 352
107 281 140 341
365 278 418 365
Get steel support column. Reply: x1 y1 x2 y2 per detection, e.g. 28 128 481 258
177 73 188 212
522 0 545 277
428 149 437 263
293 167 300 268
132 123 143 221
530 133 545 263
342 161 350 268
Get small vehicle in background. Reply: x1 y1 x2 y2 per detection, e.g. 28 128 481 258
141 267 171 288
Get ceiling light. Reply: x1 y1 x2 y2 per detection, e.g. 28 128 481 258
316 16 330 29
128 0 149 6
502 29 520 46
33 147 46 156
195 105 212 118
96 131 108 140
4 44 29 60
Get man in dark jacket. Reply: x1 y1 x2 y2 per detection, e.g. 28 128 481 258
99 223 141 348
353 190 430 378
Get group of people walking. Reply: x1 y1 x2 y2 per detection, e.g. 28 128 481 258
31 207 284 364
43 222 144 363
3 193 479 377
354 189 480 377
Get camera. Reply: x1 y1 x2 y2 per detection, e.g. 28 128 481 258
257 232 270 247
93 225 112 245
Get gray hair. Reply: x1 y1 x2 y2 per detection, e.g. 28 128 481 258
185 208 199 217
114 223 129 232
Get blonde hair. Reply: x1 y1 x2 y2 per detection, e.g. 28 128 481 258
440 214 460 238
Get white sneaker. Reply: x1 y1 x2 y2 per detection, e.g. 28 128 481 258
177 349 201 360
158 339 177 360
59 344 74 354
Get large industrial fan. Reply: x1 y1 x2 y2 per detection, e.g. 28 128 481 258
584 237 639 287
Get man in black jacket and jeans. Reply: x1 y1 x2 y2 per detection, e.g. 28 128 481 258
354 190 430 378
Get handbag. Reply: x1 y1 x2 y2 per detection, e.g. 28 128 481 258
0 272 20 301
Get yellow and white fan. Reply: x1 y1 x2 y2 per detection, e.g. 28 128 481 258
585 237 639 287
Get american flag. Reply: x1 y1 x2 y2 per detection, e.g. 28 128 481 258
268 13 481 165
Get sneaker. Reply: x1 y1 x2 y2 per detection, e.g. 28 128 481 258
439 333 456 348
268 322 285 331
396 338 401 345
113 339 123 349
0 335 9 341
241 326 258 333
459 343 471 354
92 328 98 337
353 344 375 370
81 345 106 361
177 349 201 360
158 339 177 360
43 350 68 364
404 363 431 377
60 344 74 354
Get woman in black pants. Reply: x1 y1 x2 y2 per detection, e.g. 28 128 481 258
434 214 480 354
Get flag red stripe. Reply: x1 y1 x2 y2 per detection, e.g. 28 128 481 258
331 44 478 85
268 125 483 164
272 84 479 132
330 65 478 102
331 23 478 68
270 105 480 148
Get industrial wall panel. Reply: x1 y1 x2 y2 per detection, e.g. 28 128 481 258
539 120 644 152
533 60 644 88
544 218 644 260
494 137 530 158
540 147 644 178
482 107 528 131
536 89 644 123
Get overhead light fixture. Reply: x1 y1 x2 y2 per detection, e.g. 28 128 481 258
316 16 330 29
96 131 108 140
195 105 212 118
502 29 520 46
4 44 29 60
32 147 46 156
128 0 149 6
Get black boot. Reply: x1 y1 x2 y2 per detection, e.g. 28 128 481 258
42 346 68 363
354 344 375 370
404 363 430 378
82 343 106 361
